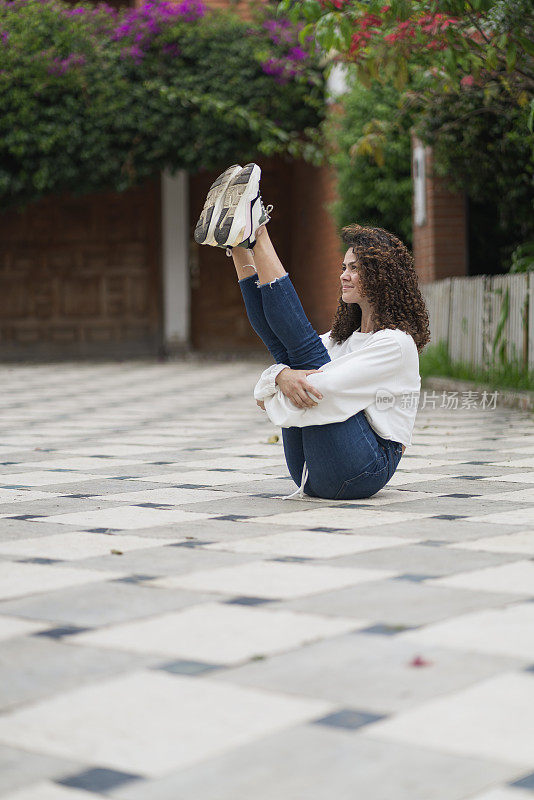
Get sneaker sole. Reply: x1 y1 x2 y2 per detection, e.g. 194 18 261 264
214 163 261 247
194 164 242 246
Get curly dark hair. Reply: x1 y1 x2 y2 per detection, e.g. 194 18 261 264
330 223 431 354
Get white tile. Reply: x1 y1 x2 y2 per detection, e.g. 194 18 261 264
0 615 50 640
429 561 534 595
0 488 61 504
137 471 275 486
34 506 211 530
96 488 240 504
245 508 432 529
396 458 467 469
488 458 534 468
0 531 176 560
152 561 395 599
361 672 534 767
0 670 334 776
0 472 112 487
1 782 93 800
0 562 123 601
399 603 534 660
396 445 473 455
180 457 284 471
464 508 534 525
483 473 534 484
450 531 534 555
482 488 534 503
467 788 534 800
12 457 142 471
320 489 444 507
60 445 172 456
205 531 419 558
71 602 362 663
377 473 451 486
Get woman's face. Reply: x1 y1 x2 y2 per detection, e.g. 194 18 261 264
340 247 363 304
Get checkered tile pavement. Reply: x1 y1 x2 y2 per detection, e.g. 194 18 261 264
1 360 534 800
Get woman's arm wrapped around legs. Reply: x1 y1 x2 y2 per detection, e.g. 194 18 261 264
263 334 404 428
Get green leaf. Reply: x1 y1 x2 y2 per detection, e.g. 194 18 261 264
506 43 517 71
486 45 498 70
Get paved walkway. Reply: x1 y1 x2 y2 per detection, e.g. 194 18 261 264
0 360 533 800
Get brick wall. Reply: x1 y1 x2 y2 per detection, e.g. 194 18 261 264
0 178 162 360
289 161 342 337
412 132 468 284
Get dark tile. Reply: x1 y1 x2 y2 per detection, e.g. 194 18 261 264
225 596 273 606
155 659 224 676
269 556 314 563
524 664 534 672
168 540 215 548
216 515 250 521
336 504 375 509
64 494 96 499
173 484 210 489
312 708 386 730
57 767 143 792
35 625 91 639
431 515 469 520
451 476 486 480
510 772 534 790
16 557 62 565
359 623 418 635
135 503 174 509
440 493 482 499
310 527 349 533
112 574 158 584
394 573 437 582
6 514 46 520
85 527 121 534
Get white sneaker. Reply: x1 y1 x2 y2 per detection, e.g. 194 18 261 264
214 163 272 249
194 164 242 246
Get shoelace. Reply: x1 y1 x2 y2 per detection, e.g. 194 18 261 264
274 460 309 500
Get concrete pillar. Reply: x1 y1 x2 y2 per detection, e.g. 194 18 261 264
411 132 468 284
161 168 190 352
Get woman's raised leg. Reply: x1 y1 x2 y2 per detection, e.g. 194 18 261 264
231 245 289 364
252 227 331 371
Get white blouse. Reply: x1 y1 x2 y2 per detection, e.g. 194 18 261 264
254 327 421 448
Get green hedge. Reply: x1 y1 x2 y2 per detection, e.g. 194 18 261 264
326 78 413 245
0 0 325 209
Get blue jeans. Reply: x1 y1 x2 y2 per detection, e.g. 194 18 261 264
238 272 403 500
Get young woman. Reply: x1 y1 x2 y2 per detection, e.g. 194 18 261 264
195 163 431 501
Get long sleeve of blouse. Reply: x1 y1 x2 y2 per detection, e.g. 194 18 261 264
254 331 404 429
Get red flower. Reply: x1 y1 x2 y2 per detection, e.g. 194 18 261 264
461 74 475 87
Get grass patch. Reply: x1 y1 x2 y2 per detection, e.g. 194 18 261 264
420 342 534 392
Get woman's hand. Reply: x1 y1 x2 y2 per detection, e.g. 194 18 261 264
256 399 266 410
275 368 323 409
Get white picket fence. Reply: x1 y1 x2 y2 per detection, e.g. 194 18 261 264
420 273 533 371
